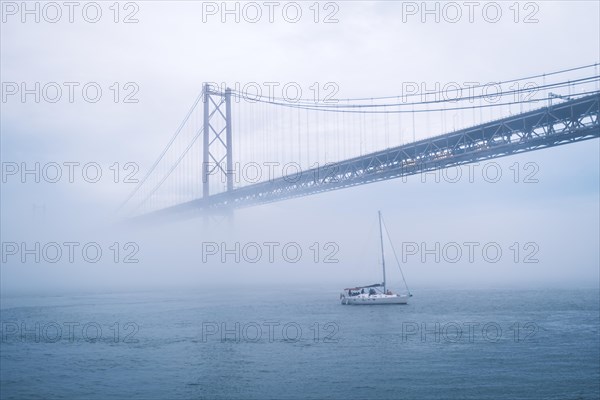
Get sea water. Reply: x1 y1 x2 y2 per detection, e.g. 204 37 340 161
1 287 598 399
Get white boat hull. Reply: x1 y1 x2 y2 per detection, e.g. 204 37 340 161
340 293 409 305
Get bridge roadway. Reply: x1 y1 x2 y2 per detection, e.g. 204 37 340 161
142 93 599 220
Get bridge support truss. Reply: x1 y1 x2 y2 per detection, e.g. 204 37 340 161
141 93 600 221
202 84 233 197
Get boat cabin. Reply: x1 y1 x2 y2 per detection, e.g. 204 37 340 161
344 284 393 297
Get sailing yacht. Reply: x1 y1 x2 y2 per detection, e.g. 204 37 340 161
340 211 412 305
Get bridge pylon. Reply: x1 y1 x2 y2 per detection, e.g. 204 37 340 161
202 83 233 198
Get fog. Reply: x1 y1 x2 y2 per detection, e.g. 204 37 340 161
1 1 599 296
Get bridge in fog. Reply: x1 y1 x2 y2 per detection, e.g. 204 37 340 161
122 64 600 220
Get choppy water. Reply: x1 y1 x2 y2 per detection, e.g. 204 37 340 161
1 288 599 400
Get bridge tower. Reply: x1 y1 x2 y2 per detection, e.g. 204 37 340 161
202 83 233 197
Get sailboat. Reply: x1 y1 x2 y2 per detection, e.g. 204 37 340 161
340 211 412 305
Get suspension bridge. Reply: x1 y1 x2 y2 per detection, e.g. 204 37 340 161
122 64 600 220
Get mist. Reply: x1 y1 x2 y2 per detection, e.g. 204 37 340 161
1 1 599 296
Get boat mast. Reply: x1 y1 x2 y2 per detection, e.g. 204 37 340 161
378 211 386 293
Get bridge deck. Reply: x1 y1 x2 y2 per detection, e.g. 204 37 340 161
142 93 599 219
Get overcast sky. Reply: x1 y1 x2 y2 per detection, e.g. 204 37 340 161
1 1 599 295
